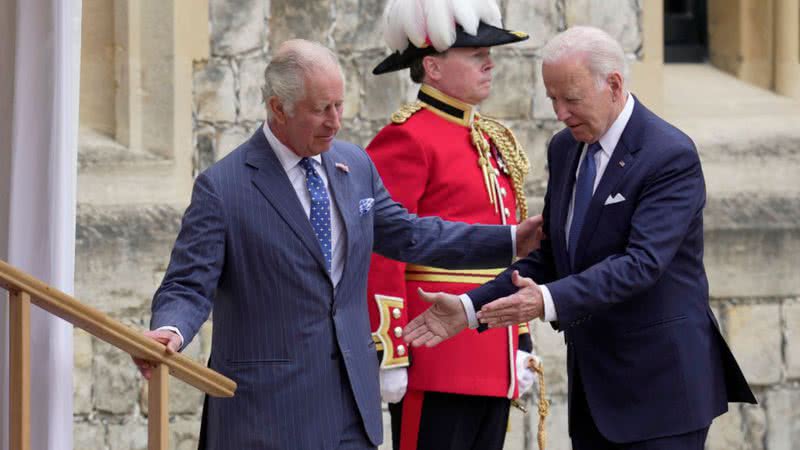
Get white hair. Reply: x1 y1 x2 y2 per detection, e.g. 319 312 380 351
262 39 343 117
541 26 630 89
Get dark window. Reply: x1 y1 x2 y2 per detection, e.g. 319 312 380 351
664 0 708 62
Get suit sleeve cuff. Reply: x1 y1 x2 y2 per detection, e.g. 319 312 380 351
459 294 480 329
541 285 558 322
510 225 517 262
156 326 185 349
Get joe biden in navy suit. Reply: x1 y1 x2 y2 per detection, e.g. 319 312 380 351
405 27 756 450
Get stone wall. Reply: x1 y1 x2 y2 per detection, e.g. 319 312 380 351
72 0 800 449
192 0 642 186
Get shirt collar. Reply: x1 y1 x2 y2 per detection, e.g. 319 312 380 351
262 122 322 171
596 93 635 158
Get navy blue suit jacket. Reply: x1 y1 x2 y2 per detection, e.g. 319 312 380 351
150 128 513 450
469 99 756 443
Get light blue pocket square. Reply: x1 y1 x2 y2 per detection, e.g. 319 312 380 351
359 198 374 216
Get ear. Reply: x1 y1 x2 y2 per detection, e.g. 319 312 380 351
606 71 624 102
268 96 288 124
422 55 443 82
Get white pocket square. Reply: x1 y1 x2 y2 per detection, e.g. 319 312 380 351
604 193 626 205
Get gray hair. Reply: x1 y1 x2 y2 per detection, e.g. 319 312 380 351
262 39 343 117
541 26 630 90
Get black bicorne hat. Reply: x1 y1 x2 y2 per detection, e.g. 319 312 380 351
373 22 529 75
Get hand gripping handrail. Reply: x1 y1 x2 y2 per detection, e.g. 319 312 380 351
0 259 236 450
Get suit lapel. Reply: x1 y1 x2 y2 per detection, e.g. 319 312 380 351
245 130 331 276
552 141 583 276
322 148 354 288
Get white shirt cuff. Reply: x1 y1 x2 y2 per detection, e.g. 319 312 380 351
156 326 185 348
459 294 480 329
510 225 517 262
541 285 557 322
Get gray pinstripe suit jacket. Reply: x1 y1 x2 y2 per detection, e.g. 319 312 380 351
150 128 513 449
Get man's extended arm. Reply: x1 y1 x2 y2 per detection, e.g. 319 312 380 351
405 142 706 344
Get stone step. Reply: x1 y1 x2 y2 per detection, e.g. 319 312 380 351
78 128 192 206
703 194 800 298
663 64 800 197
691 122 799 196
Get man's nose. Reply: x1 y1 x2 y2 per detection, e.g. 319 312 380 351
553 102 570 122
326 109 341 130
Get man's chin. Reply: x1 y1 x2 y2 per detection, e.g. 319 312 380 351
568 128 592 143
312 138 335 153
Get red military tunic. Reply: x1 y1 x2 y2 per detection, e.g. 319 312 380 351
366 84 530 399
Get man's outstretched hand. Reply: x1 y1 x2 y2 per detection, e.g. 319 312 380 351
515 214 544 258
477 270 545 328
403 288 468 348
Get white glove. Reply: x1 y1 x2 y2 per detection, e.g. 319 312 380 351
379 367 408 403
516 350 541 396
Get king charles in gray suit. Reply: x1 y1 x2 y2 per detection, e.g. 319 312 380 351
132 40 542 450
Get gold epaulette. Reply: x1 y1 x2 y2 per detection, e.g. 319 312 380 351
475 115 531 219
391 101 424 124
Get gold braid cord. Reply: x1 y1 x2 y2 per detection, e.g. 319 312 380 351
474 116 531 220
469 123 499 212
529 357 550 450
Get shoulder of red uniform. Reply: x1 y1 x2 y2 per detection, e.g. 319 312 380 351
390 101 424 124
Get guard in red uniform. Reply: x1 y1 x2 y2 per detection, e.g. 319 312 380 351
367 1 541 449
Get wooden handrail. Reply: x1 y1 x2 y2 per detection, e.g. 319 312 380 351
2 259 236 450
0 259 235 397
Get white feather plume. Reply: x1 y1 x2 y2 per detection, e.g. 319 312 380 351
383 0 411 51
382 0 504 52
403 0 429 49
451 0 480 35
423 0 456 51
470 0 503 29
383 0 428 51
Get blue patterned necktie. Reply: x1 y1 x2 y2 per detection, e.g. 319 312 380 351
299 157 332 271
568 142 602 268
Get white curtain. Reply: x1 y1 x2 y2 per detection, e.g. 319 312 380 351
0 0 82 449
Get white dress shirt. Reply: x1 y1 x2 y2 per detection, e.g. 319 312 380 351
462 93 635 328
159 123 346 346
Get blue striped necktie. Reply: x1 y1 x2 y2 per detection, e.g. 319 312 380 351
298 157 332 271
568 142 602 268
